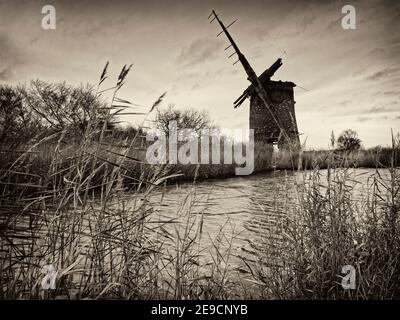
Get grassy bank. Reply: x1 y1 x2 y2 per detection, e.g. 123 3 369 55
1 138 398 188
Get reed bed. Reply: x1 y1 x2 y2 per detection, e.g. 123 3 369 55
0 65 399 299
248 136 400 299
0 65 243 299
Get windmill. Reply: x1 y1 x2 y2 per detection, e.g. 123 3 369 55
208 10 300 150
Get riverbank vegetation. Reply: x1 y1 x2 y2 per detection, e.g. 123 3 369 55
251 137 400 299
1 67 399 299
1 79 398 186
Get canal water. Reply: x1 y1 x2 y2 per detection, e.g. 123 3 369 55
123 168 385 273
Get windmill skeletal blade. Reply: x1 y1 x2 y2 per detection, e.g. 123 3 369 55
233 58 283 107
209 16 216 23
296 85 310 92
210 10 257 77
217 20 237 37
224 45 232 51
207 12 213 19
233 93 248 108
234 91 248 105
209 10 300 147
210 10 292 143
225 20 237 29
228 52 236 58
233 60 240 65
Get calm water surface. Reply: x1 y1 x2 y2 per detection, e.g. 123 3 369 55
124 168 386 270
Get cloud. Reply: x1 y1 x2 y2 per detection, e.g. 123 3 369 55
30 37 39 45
389 36 400 45
326 17 341 32
0 68 15 80
175 72 201 82
365 67 399 81
61 16 126 39
176 38 223 67
250 27 270 42
339 100 350 106
364 48 385 59
383 90 400 96
297 15 317 31
0 35 22 81
0 35 19 62
356 116 370 122
366 106 398 114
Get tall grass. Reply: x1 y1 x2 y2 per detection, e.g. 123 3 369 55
0 65 164 298
0 65 399 299
0 65 243 299
249 135 400 299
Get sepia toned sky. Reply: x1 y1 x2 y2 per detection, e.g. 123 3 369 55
0 0 399 148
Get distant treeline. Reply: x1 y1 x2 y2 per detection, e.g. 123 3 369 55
1 81 399 189
0 81 144 148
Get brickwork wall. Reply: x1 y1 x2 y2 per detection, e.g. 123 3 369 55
249 80 300 148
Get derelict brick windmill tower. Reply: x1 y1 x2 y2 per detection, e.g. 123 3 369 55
209 11 300 150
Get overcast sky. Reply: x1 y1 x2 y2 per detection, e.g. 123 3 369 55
0 0 399 148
